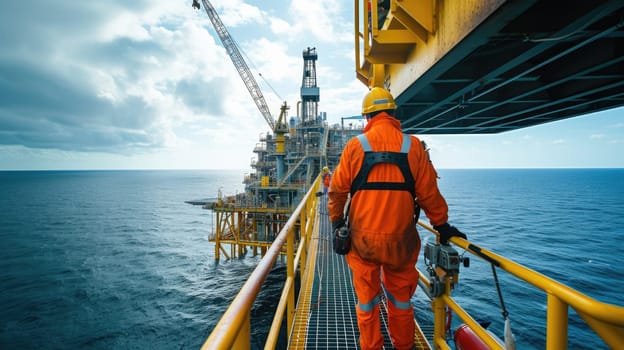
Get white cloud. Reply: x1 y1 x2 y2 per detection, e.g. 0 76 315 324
288 0 352 44
0 0 268 159
99 10 151 42
269 17 292 35
211 0 265 27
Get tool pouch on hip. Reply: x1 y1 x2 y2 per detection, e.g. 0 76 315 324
333 226 351 255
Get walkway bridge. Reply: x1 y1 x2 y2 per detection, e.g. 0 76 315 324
200 1 624 349
202 176 624 349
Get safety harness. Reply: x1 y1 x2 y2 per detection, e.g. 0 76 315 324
350 133 415 198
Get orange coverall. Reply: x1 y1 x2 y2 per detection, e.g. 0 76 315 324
328 113 449 350
323 172 331 194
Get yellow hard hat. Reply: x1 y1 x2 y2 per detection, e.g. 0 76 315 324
322 166 329 173
361 87 396 115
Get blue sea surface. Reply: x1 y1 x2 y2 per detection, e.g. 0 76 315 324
1 169 622 349
414 168 624 350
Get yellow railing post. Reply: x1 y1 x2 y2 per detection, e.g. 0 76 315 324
432 296 447 349
300 209 307 279
286 225 295 337
300 199 307 243
546 294 568 350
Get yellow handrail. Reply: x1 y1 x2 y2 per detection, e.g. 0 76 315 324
201 175 321 350
418 221 624 349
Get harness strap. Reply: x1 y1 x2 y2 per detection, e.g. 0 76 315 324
350 134 415 198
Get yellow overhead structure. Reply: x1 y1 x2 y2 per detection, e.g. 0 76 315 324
355 0 624 135
356 0 500 90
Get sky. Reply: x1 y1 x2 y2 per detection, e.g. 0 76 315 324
0 0 622 171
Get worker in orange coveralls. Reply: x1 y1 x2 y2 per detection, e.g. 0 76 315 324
328 87 467 350
322 166 331 195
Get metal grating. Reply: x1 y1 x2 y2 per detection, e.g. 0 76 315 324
305 202 362 349
289 196 431 349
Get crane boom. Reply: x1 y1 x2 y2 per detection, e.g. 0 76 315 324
195 0 275 130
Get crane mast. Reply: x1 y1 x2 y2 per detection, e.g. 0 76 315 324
194 0 276 130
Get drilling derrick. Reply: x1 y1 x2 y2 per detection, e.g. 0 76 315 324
301 47 320 125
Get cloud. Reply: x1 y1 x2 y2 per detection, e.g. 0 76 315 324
0 0 258 156
210 0 265 27
288 0 352 44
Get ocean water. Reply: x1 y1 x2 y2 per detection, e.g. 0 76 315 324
414 169 624 350
1 169 622 349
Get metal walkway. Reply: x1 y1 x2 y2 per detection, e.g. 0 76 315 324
289 195 432 349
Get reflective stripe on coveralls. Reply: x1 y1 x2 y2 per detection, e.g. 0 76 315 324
359 294 381 312
383 286 412 310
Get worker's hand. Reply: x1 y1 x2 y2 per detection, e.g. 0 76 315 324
331 219 345 232
434 223 467 245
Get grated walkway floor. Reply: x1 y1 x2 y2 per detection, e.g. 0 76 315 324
289 196 431 350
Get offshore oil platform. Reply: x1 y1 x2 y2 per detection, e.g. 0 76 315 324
206 47 361 261
189 1 361 261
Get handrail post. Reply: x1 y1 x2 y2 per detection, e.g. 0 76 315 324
432 291 447 349
286 222 295 337
546 294 568 350
301 213 308 277
300 196 310 279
